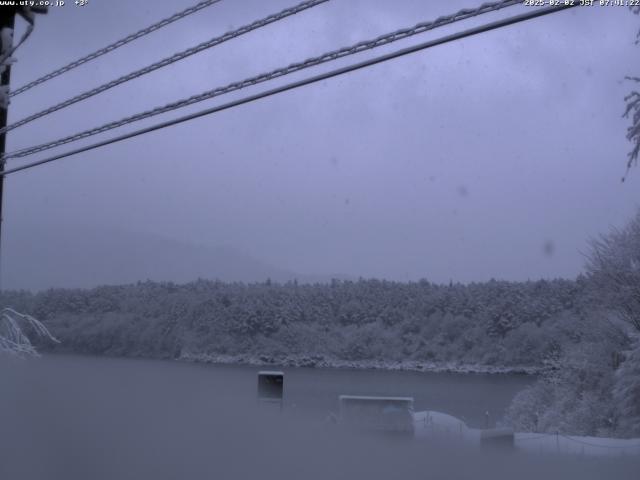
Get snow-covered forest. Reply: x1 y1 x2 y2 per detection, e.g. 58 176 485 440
0 276 593 369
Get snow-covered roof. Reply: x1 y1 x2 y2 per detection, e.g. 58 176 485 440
339 395 414 403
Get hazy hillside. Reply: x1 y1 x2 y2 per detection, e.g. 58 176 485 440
0 222 346 291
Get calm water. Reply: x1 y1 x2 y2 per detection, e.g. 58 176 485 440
2 354 532 426
2 354 636 480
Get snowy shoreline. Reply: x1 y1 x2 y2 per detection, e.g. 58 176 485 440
178 352 541 375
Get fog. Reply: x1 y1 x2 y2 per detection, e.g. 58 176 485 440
3 3 640 476
1 355 638 480
2 0 639 289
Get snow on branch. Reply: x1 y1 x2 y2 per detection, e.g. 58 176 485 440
623 78 640 179
0 307 59 357
586 212 640 332
623 7 640 179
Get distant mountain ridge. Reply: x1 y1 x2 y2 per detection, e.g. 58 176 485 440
1 222 348 291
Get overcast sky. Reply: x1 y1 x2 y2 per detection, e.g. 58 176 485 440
2 0 639 286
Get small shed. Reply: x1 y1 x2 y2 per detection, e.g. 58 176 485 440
338 395 414 436
257 370 284 409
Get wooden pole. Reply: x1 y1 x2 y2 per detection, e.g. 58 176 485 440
0 7 16 292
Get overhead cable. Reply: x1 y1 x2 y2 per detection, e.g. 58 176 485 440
0 0 329 134
10 0 225 97
0 4 578 177
2 0 520 161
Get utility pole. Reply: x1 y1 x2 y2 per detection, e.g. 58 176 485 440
0 7 16 292
0 6 46 292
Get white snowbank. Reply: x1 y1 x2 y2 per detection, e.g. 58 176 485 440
179 351 541 375
413 410 480 443
412 410 640 457
514 432 640 457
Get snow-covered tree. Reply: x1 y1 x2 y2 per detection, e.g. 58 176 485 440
624 7 640 178
504 328 623 437
613 340 640 436
576 210 640 435
0 307 59 357
586 209 640 332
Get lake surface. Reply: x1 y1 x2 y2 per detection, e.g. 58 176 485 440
4 354 532 425
1 354 636 480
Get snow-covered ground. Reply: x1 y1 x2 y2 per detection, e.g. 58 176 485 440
413 410 481 444
413 410 640 457
179 351 541 375
513 432 640 457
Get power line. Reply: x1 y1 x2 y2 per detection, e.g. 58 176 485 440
0 0 329 135
0 3 578 177
2 0 521 162
10 0 224 97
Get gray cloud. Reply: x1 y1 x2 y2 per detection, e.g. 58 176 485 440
2 0 639 288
